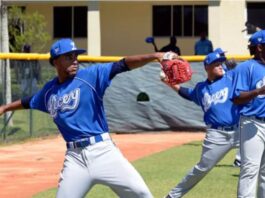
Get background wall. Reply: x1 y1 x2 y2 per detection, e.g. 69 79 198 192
209 1 249 55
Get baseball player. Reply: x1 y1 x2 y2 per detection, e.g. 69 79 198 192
163 50 241 198
214 47 241 167
0 38 168 198
231 30 265 198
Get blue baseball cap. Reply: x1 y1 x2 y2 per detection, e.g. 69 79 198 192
204 51 226 67
249 30 265 46
50 38 86 59
214 48 226 55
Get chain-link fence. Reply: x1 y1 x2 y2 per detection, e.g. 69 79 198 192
0 58 99 143
0 59 58 143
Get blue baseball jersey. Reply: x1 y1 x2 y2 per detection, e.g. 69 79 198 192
183 71 240 127
232 59 265 117
29 63 113 142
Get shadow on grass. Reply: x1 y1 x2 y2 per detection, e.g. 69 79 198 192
184 142 202 147
7 127 21 136
215 164 234 168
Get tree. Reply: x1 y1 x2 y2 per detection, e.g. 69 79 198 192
8 6 50 52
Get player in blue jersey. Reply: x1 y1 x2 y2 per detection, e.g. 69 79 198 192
214 48 241 167
231 30 265 198
163 51 241 198
0 38 169 198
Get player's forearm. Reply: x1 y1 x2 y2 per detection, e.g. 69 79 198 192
0 100 24 115
233 89 261 105
177 86 193 101
124 53 164 69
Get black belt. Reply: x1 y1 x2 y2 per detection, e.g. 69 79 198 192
255 117 265 122
207 125 238 131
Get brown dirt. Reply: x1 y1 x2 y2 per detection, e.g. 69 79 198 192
0 131 205 198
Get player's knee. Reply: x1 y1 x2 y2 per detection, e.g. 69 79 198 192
194 164 213 173
134 189 153 198
241 161 260 176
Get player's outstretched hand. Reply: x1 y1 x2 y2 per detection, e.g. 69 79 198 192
0 106 5 116
257 85 265 96
161 51 179 61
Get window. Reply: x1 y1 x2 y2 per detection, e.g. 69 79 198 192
153 5 208 37
54 6 87 38
247 2 265 34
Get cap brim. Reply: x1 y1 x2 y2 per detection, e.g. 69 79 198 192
60 49 86 56
205 57 226 67
70 49 86 55
50 49 86 65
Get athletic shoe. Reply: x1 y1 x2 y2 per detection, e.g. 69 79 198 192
233 159 241 167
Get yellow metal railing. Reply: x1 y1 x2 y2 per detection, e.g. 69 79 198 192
0 53 252 62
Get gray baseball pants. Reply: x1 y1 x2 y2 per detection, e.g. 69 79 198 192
237 116 265 198
168 127 239 198
56 139 153 198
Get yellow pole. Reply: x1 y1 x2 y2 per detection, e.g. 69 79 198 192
0 53 252 62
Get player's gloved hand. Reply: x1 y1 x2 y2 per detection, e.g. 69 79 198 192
160 52 192 85
160 71 181 90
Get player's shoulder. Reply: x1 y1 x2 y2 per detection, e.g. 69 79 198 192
234 59 256 73
37 77 58 95
78 63 107 73
194 81 207 90
43 77 57 88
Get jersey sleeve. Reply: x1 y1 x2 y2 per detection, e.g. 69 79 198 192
178 87 193 101
179 85 201 106
29 80 55 113
80 63 114 98
230 61 252 99
189 85 202 106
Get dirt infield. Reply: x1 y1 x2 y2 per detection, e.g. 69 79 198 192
0 131 205 198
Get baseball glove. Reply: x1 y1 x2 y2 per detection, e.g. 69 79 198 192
160 58 192 85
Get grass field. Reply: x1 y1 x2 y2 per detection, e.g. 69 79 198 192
33 141 239 198
0 110 58 144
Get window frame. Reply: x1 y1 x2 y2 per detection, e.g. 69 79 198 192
246 2 265 35
53 6 87 39
152 5 208 37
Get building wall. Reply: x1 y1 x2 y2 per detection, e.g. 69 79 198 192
26 3 88 52
209 0 249 55
5 0 253 56
101 1 207 56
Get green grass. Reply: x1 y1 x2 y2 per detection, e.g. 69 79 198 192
33 141 240 198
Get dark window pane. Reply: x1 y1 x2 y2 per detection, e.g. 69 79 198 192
153 6 171 36
74 7 87 38
54 7 72 38
184 6 192 36
247 3 265 34
173 5 182 36
194 5 208 36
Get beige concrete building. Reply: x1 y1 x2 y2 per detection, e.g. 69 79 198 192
1 0 264 56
